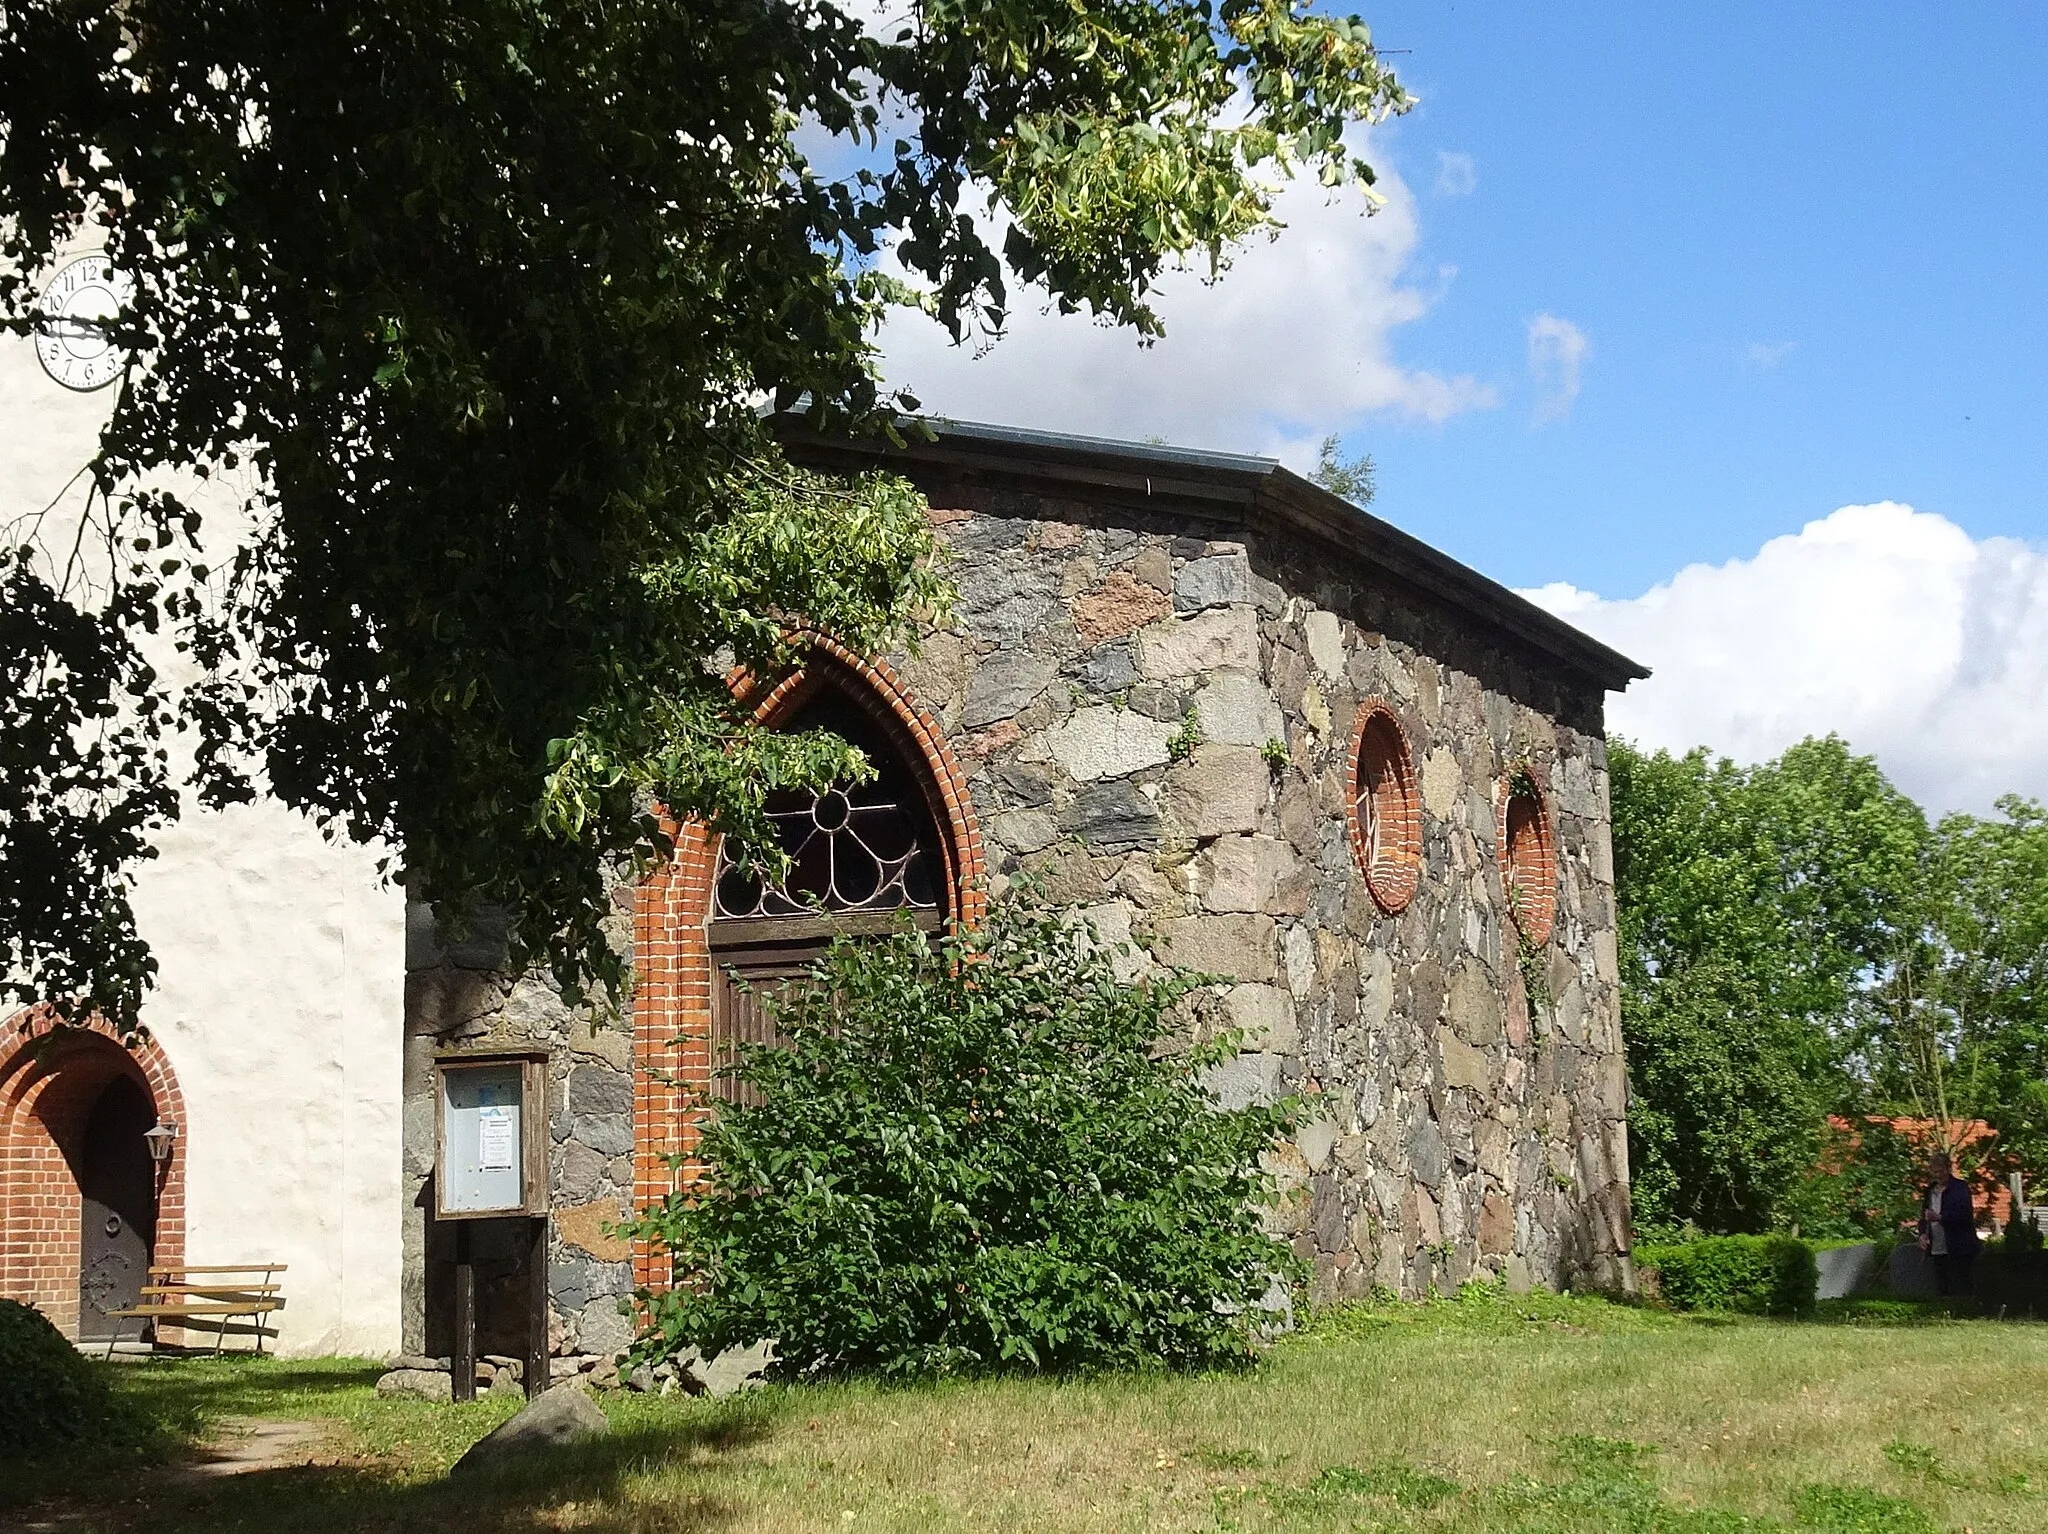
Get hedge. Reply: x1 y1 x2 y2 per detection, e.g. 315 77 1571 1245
0 1298 134 1459
1635 1234 1818 1316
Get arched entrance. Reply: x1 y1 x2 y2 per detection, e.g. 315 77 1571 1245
0 1008 186 1339
76 1075 158 1338
629 642 984 1287
707 681 953 1105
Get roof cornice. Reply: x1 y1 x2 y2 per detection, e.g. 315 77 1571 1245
774 415 1649 695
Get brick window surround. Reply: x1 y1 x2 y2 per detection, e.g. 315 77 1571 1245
1498 772 1558 947
629 637 985 1291
1 1005 187 1338
1346 699 1421 916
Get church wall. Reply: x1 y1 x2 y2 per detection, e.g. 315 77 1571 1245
398 903 640 1364
398 478 1632 1359
127 807 406 1356
878 486 1632 1299
4 308 409 1357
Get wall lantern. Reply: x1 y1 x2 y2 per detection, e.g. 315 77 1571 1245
143 1120 178 1164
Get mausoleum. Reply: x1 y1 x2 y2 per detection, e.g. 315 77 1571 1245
396 419 1648 1366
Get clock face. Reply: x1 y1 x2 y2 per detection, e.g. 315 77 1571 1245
34 255 134 392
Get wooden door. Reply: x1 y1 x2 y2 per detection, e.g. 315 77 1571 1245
710 934 829 1107
76 1075 157 1340
708 911 944 1106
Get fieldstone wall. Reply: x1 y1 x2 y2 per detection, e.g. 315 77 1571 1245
398 475 1633 1347
399 898 640 1364
880 484 1632 1299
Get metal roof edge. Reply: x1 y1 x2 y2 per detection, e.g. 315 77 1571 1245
1253 467 1650 692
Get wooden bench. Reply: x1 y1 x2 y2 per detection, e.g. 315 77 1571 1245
102 1263 286 1359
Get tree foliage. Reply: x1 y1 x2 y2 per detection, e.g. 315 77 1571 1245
628 893 1303 1377
1309 433 1375 507
1610 736 1927 1235
0 0 1410 1028
1614 736 2048 1238
1852 799 2048 1179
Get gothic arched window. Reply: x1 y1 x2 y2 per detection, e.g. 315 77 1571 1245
707 681 950 1104
711 689 945 923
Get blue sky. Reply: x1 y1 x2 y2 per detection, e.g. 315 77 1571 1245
1352 1 2048 595
878 3 2048 812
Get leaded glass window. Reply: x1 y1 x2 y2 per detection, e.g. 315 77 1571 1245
711 690 943 922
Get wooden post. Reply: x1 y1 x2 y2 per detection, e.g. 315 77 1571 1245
452 1220 476 1403
525 1215 550 1399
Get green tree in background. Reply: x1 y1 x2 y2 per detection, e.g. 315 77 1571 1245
1610 736 1927 1236
0 0 1410 1029
1615 735 2048 1239
1309 433 1376 507
1849 799 2048 1186
1928 801 2048 1174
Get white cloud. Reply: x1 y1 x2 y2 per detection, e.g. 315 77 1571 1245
1743 339 1798 371
1521 504 2048 815
1526 313 1587 423
1434 151 1477 197
873 147 1496 459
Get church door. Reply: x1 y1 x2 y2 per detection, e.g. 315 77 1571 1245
707 685 948 1105
76 1075 157 1340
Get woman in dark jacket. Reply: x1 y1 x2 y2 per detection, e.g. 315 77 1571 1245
1918 1152 1981 1296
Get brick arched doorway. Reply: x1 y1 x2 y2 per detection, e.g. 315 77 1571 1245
629 641 984 1288
0 1008 187 1339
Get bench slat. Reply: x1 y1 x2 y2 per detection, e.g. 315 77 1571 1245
138 1284 282 1297
105 1302 283 1319
148 1264 287 1275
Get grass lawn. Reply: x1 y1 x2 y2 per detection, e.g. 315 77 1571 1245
8 1288 2044 1532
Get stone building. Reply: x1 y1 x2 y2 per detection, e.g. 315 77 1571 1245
400 419 1647 1365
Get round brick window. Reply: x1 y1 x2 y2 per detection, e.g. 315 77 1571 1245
1499 773 1557 945
1349 702 1420 915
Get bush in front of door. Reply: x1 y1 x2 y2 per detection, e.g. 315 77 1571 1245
0 1299 147 1459
628 891 1304 1378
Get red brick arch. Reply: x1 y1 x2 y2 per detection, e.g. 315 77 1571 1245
1498 769 1558 948
629 638 984 1288
1347 697 1422 916
0 1005 187 1337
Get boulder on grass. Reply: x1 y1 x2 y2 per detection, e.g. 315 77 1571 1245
375 1367 452 1403
451 1382 609 1476
688 1340 776 1398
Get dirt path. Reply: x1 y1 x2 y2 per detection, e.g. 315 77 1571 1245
177 1416 335 1478
4 1419 344 1532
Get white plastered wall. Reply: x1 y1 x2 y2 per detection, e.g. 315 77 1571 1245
128 813 404 1356
3 242 406 1357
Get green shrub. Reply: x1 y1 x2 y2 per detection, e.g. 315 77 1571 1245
0 1299 130 1458
2003 1213 2044 1254
1636 1234 1818 1316
628 891 1304 1378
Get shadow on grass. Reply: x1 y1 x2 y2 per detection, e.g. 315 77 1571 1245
1810 1297 2005 1326
8 1392 781 1534
114 1356 389 1406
